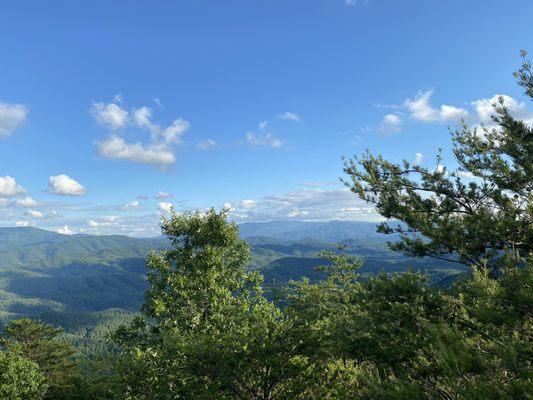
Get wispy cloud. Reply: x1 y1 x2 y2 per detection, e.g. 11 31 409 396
246 121 283 149
196 139 218 150
378 113 403 136
223 187 381 223
277 111 301 122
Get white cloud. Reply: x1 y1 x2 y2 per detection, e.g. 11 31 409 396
414 152 424 166
246 132 283 148
98 135 175 166
287 208 309 218
246 120 284 149
25 210 44 218
16 196 38 207
154 190 173 199
378 113 403 135
160 119 189 144
277 112 301 122
92 98 191 168
226 188 381 223
16 220 35 227
404 90 438 122
122 200 141 210
241 199 256 209
88 216 121 227
57 225 73 235
48 174 87 196
0 101 28 138
196 139 218 150
341 207 364 213
91 102 129 130
404 90 468 123
158 202 173 213
471 94 533 126
439 104 469 122
133 106 158 135
0 176 26 197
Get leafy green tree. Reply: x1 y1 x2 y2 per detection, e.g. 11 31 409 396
114 209 305 399
0 347 47 400
1 319 78 399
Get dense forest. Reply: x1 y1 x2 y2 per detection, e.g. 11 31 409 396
1 54 531 399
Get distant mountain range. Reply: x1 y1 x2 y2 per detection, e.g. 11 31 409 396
238 220 387 242
0 222 467 336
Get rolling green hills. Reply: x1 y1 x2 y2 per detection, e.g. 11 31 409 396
0 223 467 337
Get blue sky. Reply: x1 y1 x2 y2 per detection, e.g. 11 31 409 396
1 0 532 236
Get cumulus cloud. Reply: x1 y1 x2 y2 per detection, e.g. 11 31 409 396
154 190 173 199
277 112 301 122
16 196 38 207
158 202 173 213
93 98 190 167
91 102 129 130
98 136 175 166
471 94 533 126
48 174 87 196
0 176 26 197
196 139 218 150
404 90 468 123
378 113 403 135
0 101 28 138
57 225 73 235
374 89 533 136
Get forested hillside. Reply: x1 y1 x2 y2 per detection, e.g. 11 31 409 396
0 222 465 336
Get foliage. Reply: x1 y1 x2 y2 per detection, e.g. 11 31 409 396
114 209 308 399
0 347 47 400
1 319 78 399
